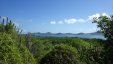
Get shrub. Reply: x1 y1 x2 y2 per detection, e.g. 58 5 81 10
0 33 36 64
0 33 22 64
19 45 36 64
40 44 78 64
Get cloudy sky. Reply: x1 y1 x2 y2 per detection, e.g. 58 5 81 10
0 0 113 33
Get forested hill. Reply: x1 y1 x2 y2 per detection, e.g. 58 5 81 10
0 16 113 64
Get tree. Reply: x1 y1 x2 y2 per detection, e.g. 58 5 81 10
93 15 113 64
93 15 113 40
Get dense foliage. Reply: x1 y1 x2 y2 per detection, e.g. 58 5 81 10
0 18 36 64
0 17 110 64
40 44 78 64
93 15 113 63
0 33 22 64
31 37 105 64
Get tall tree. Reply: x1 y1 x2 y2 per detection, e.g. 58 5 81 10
93 15 113 64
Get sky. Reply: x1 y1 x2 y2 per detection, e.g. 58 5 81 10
0 0 113 33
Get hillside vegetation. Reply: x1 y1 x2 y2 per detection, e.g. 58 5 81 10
0 18 36 64
0 16 112 64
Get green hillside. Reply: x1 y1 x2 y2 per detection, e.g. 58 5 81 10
0 17 111 64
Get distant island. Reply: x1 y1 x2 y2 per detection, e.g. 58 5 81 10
32 31 105 39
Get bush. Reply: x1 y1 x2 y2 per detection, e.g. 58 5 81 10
40 44 78 64
0 33 22 64
0 33 36 64
19 45 36 64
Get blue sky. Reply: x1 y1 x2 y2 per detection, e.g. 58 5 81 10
0 0 113 33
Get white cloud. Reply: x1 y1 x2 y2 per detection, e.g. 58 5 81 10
58 21 63 24
88 13 100 21
88 13 110 21
50 13 110 25
50 18 87 25
64 18 86 24
102 13 110 18
64 18 77 24
50 21 56 24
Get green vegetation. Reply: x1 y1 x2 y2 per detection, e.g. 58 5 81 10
0 18 36 64
0 16 112 64
0 33 22 64
40 44 78 64
32 37 105 64
93 15 113 64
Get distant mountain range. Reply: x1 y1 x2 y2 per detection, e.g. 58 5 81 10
31 31 105 39
32 31 103 36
